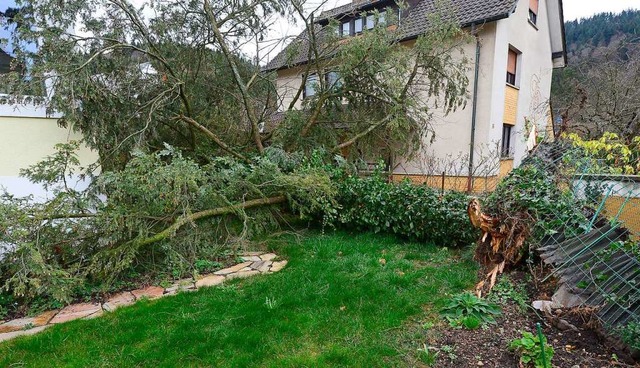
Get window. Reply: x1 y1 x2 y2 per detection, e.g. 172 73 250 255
366 14 375 29
501 124 513 157
326 71 342 90
378 11 386 26
506 49 518 85
304 74 319 98
354 18 363 34
341 21 351 37
529 0 538 25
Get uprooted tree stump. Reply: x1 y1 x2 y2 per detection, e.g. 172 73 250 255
467 198 532 297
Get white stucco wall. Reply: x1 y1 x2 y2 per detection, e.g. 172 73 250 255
0 100 97 199
490 0 555 166
394 23 499 176
275 66 305 111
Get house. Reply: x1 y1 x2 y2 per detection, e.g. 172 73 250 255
0 50 96 198
264 0 567 192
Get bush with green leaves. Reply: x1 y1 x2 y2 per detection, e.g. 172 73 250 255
329 172 477 247
617 322 640 352
509 331 554 368
440 292 502 329
484 158 589 241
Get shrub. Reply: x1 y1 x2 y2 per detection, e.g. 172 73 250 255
484 160 589 241
329 172 477 247
509 330 554 368
617 322 640 352
440 292 502 328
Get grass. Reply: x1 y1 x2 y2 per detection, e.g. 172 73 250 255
0 231 477 367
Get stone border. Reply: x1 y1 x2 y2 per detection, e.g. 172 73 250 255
0 253 287 343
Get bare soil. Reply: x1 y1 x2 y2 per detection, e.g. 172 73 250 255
426 270 639 368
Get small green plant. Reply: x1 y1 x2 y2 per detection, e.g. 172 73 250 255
416 344 438 366
617 322 640 351
440 344 457 361
488 276 529 312
509 331 554 368
194 259 222 274
264 296 278 310
440 292 501 329
461 315 481 329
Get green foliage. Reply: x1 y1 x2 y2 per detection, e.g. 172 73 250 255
617 321 640 351
485 159 589 240
194 260 222 275
0 144 336 307
440 292 502 328
565 133 640 175
327 171 476 247
488 276 529 312
563 10 640 52
509 331 554 368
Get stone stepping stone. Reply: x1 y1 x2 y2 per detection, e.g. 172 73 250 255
226 270 260 280
131 286 165 300
50 303 102 324
0 310 58 333
102 292 135 312
214 261 252 275
250 260 273 273
260 253 277 261
240 255 262 262
164 278 196 295
195 275 225 288
270 260 288 273
0 325 49 342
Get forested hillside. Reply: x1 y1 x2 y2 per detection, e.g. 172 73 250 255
565 10 640 56
551 10 640 141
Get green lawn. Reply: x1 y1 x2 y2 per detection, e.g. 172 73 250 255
0 232 476 367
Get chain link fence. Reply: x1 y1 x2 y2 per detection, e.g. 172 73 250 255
530 142 640 344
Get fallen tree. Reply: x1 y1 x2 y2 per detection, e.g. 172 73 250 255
0 0 472 309
467 143 589 297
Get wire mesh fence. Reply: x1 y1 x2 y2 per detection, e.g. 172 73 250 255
528 141 640 342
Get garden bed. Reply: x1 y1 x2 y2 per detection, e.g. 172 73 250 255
426 270 637 367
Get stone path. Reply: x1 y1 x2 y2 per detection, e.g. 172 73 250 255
0 252 287 343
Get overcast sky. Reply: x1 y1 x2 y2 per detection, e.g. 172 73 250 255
562 0 639 21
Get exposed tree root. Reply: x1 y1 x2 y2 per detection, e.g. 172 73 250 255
467 198 531 297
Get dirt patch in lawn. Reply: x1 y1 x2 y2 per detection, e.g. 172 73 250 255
409 270 638 368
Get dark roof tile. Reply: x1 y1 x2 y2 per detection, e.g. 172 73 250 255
264 0 518 71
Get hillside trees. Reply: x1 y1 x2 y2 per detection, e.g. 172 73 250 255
551 10 640 142
0 0 470 304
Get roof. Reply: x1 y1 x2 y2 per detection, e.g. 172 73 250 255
0 49 13 74
264 0 519 71
316 0 391 22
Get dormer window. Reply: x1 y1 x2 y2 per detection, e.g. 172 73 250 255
341 21 351 37
336 6 397 37
354 18 363 34
366 14 375 29
378 11 386 26
529 0 538 25
304 73 319 98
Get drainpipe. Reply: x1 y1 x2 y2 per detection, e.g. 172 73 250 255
467 24 481 193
